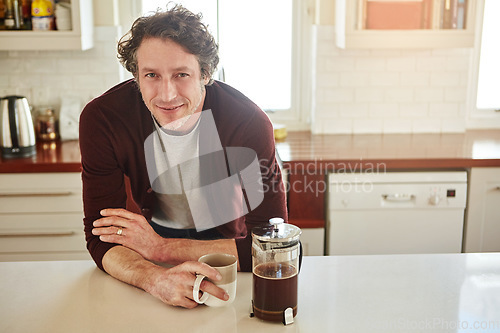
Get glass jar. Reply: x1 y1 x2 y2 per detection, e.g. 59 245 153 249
35 107 59 141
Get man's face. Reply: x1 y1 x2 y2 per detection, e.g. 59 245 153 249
136 37 209 128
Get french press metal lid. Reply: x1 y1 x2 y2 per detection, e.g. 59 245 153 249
251 217 301 250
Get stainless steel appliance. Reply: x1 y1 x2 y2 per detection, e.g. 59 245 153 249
327 171 467 255
0 95 36 159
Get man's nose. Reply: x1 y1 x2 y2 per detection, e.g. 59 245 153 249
159 78 177 102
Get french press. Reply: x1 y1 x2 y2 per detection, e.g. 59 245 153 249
251 218 301 325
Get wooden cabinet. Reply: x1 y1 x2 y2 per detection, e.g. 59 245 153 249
0 0 93 50
464 168 500 252
335 0 477 48
285 170 326 255
0 172 89 261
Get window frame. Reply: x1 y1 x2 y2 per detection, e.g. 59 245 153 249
466 0 500 129
265 0 312 131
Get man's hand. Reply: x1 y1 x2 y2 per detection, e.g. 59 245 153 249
102 246 229 309
92 208 163 261
147 261 229 308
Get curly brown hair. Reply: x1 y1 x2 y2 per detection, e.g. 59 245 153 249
117 4 219 85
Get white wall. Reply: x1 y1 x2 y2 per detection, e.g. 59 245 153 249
311 25 472 134
0 26 125 112
0 5 478 135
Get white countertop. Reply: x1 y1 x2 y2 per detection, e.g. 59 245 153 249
1 254 500 332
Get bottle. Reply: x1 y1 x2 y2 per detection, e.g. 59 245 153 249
31 0 53 31
20 0 31 29
4 0 15 29
0 0 6 29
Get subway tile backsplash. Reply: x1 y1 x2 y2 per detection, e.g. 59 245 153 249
0 27 129 114
0 25 472 135
312 25 472 134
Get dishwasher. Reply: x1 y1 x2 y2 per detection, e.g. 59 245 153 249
326 171 467 255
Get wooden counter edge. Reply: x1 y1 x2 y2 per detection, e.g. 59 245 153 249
282 158 500 172
0 163 82 173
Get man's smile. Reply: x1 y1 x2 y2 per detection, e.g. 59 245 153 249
157 104 184 112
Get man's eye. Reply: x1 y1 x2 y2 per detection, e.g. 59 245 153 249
177 73 189 78
145 73 156 78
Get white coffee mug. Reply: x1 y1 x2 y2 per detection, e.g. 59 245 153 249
193 253 237 307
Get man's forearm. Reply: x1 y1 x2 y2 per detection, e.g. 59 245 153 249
101 238 240 289
153 238 239 269
102 245 162 293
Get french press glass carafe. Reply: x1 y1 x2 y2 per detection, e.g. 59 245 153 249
251 218 301 324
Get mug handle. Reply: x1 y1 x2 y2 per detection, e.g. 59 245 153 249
193 274 210 304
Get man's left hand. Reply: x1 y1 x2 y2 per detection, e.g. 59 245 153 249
92 208 163 261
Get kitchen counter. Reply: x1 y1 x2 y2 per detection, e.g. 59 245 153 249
0 140 80 173
1 130 499 174
276 130 500 169
1 254 499 332
1 130 499 173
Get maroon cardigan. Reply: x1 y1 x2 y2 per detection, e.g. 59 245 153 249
79 80 287 272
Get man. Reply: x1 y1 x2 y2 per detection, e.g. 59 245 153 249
79 5 287 309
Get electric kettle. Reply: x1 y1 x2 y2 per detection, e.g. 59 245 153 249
0 96 36 159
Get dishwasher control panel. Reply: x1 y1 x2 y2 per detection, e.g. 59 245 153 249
428 186 460 206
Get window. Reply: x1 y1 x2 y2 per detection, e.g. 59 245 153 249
468 0 500 127
476 0 500 109
217 0 292 111
141 0 310 127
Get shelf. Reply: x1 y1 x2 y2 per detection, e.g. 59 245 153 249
335 0 476 49
0 0 93 51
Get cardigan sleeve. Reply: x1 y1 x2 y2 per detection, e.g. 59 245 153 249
79 100 127 271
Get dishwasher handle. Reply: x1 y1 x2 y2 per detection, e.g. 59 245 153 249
382 193 415 202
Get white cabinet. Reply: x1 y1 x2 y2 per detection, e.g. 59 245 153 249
0 172 90 261
0 0 93 50
335 0 477 48
464 168 500 252
300 228 324 256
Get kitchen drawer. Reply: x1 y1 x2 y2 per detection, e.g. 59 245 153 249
0 213 90 261
0 226 86 254
0 173 82 214
0 172 88 261
0 194 83 213
0 212 83 229
0 173 82 189
0 212 88 261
